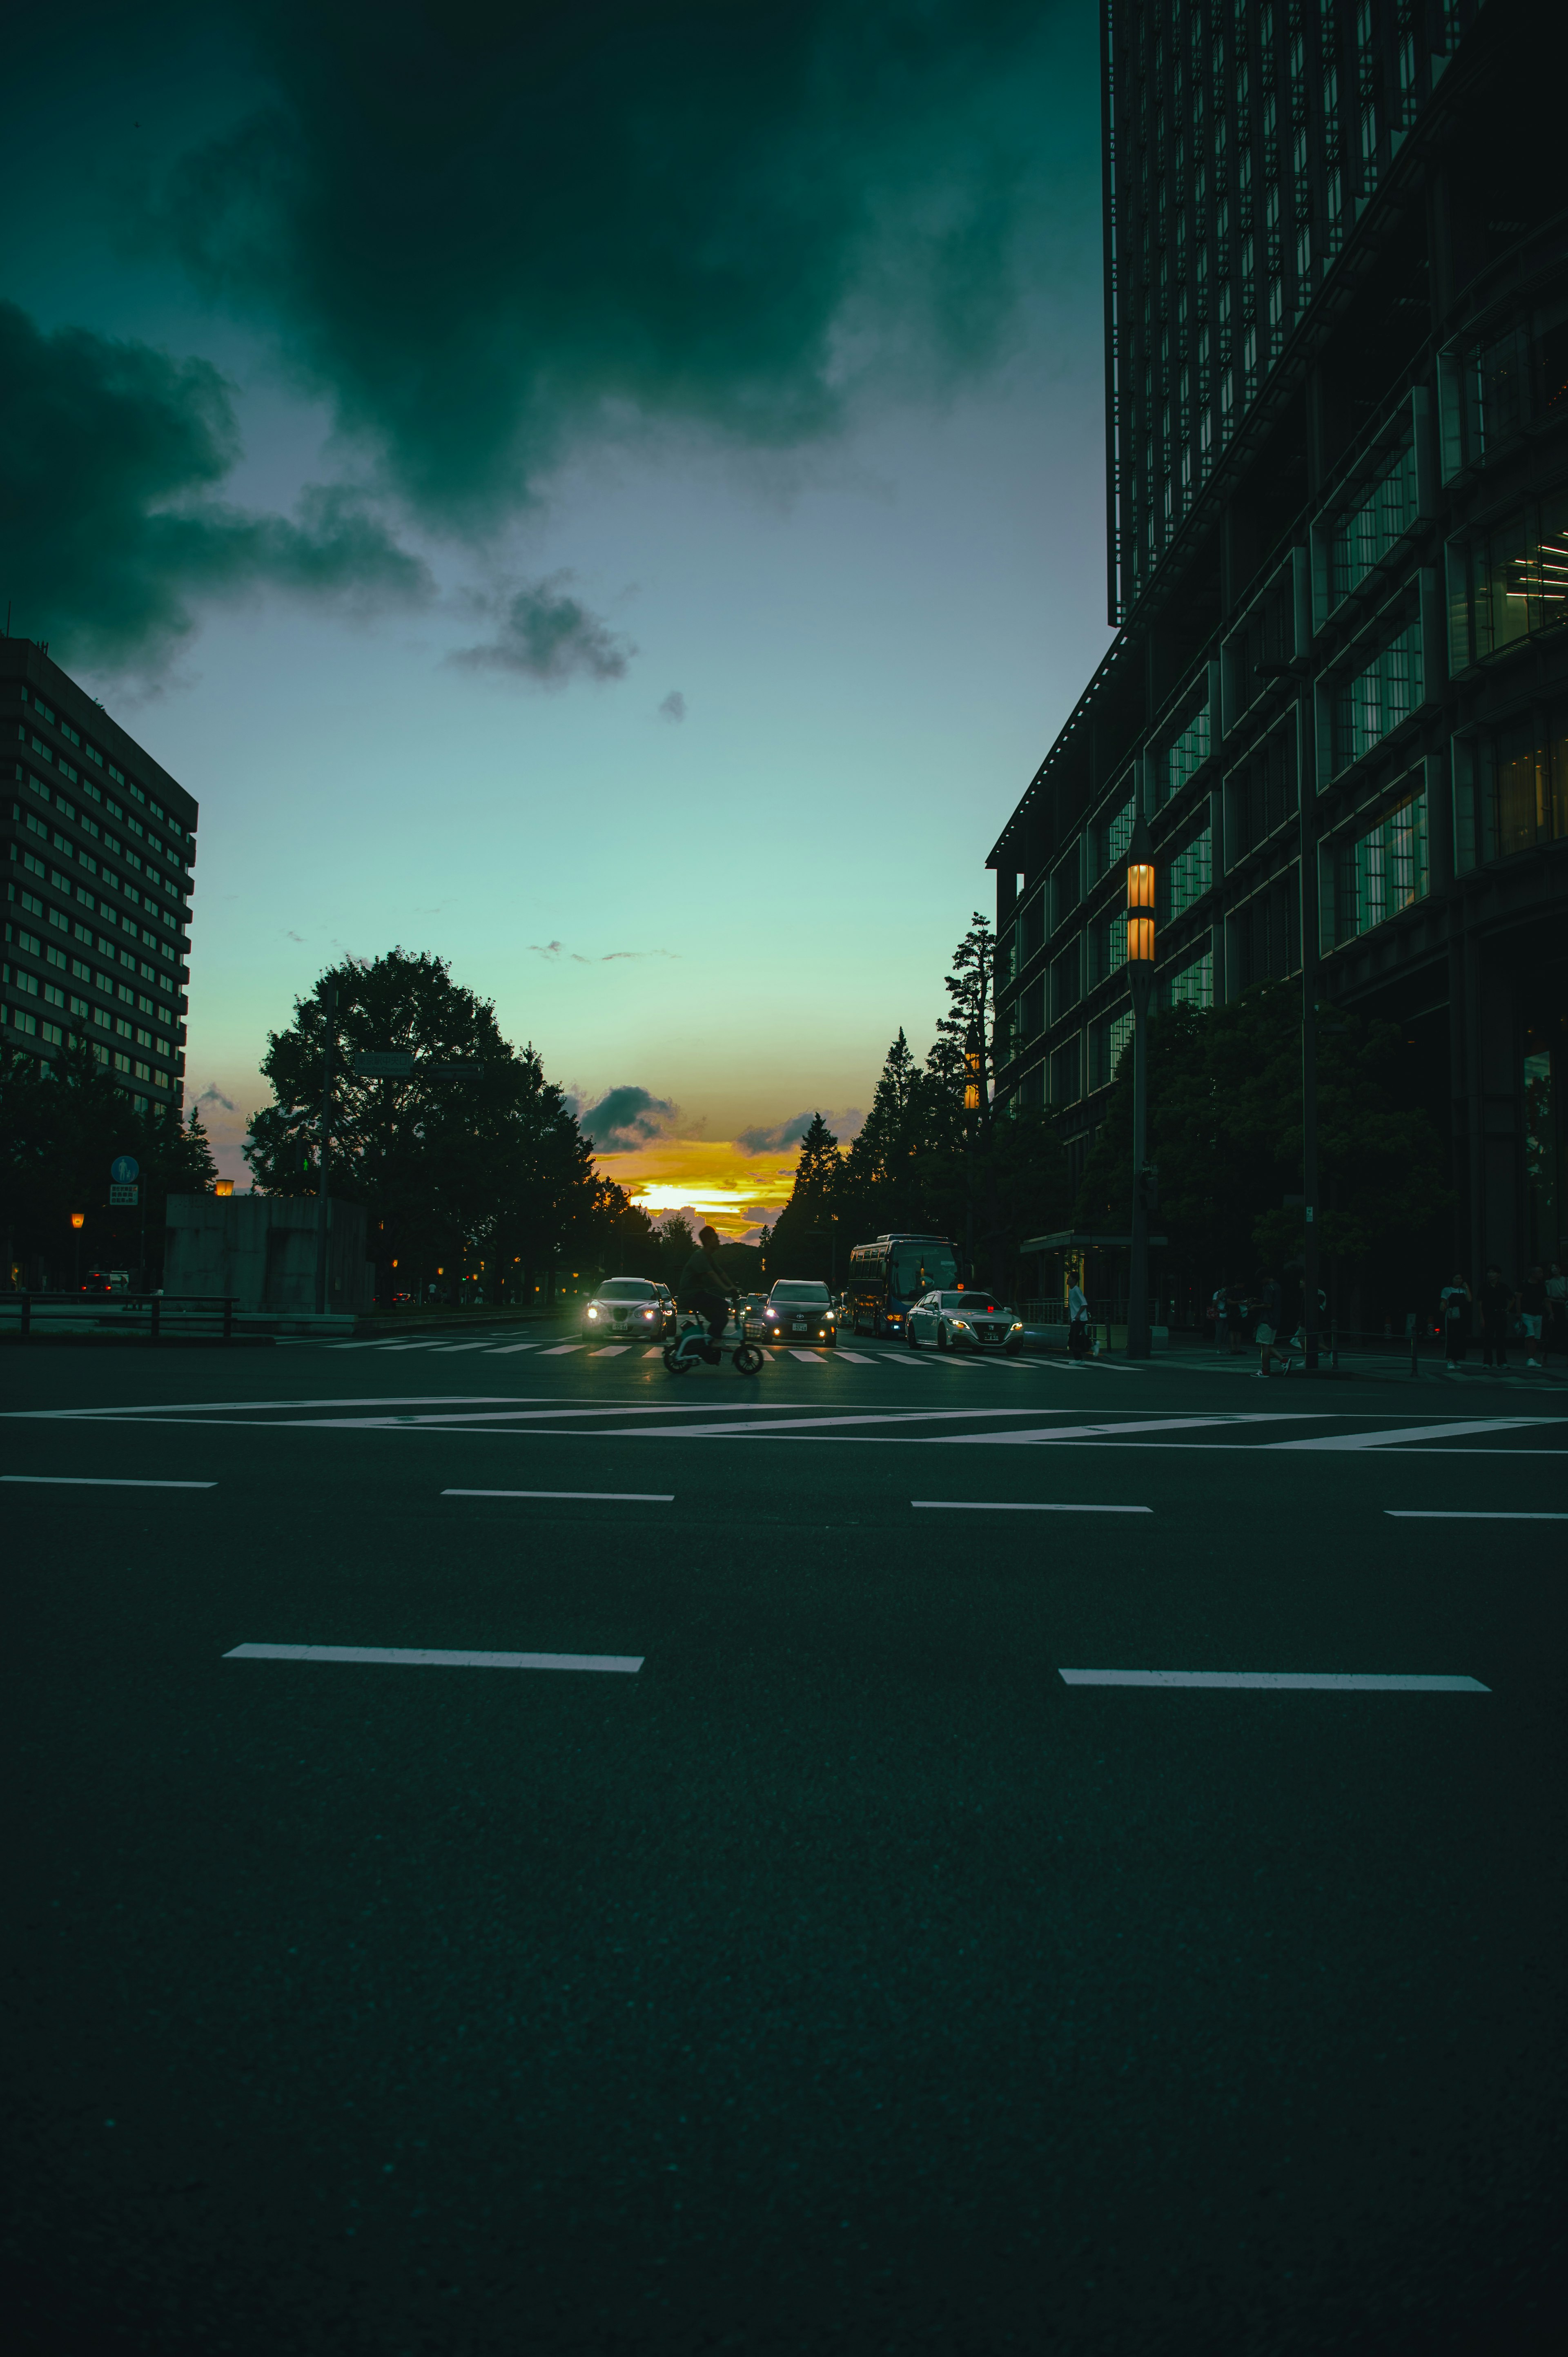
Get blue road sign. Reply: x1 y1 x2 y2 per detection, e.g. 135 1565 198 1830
111 1155 140 1184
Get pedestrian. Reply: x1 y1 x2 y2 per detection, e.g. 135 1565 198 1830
1252 1271 1286 1378
1067 1273 1091 1361
1211 1279 1229 1354
1519 1264 1548 1370
1439 1273 1471 1372
1478 1264 1514 1372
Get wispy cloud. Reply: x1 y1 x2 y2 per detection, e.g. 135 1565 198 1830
447 575 633 686
735 1106 864 1155
196 1084 237 1113
657 689 686 723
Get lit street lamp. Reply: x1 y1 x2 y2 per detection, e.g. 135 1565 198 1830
1125 816 1157 1359
70 1211 85 1293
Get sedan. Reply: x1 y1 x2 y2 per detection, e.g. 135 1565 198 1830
746 1280 838 1347
581 1277 668 1341
906 1290 1026 1355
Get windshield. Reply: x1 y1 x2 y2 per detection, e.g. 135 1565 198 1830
891 1244 957 1297
943 1292 1001 1312
771 1281 830 1303
597 1278 656 1300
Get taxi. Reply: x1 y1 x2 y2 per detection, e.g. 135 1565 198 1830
905 1289 1026 1355
746 1279 838 1347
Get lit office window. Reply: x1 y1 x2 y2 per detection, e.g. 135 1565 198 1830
1330 437 1419 602
1333 791 1429 940
1491 712 1568 859
1334 622 1424 770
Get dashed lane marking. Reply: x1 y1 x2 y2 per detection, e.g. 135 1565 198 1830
913 1498 1151 1513
1 1474 217 1488
224 1643 642 1673
1270 1418 1561 1450
1058 1668 1489 1692
442 1487 672 1502
1385 1507 1568 1519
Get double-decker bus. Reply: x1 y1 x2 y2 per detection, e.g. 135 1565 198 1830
844 1232 960 1338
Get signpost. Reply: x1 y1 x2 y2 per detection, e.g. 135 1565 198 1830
112 1155 145 1283
109 1184 138 1206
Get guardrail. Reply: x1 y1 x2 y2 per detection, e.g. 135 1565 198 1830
0 1292 240 1342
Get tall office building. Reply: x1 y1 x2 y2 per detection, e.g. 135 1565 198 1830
990 0 1566 1286
3 639 196 1116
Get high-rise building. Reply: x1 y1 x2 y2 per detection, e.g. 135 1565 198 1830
2 639 196 1117
991 0 1566 1287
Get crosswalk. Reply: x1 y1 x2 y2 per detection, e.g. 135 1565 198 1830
304 1333 1070 1372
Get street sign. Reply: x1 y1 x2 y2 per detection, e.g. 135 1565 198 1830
428 1062 480 1080
110 1155 140 1184
354 1051 414 1078
109 1184 139 1206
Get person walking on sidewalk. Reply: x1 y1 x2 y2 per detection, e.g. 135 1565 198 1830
1253 1272 1286 1378
1519 1265 1548 1368
1478 1265 1515 1372
1067 1275 1091 1361
1439 1273 1472 1372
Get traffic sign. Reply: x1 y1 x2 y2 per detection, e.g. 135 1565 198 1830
109 1184 139 1206
354 1051 415 1077
111 1155 140 1183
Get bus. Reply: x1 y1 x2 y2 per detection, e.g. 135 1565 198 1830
844 1232 960 1338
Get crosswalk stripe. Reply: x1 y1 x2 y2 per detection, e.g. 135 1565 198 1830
790 1349 826 1363
839 1351 876 1364
540 1343 584 1356
643 1347 665 1358
591 1345 630 1357
488 1343 539 1355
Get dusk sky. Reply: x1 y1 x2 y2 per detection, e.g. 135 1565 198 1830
5 1 1114 1233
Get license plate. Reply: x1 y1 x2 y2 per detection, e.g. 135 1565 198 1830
793 1321 806 1331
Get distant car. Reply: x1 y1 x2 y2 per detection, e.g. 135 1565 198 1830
581 1277 668 1341
746 1279 837 1347
906 1289 1025 1356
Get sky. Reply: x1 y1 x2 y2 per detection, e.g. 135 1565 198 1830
3 1 1114 1234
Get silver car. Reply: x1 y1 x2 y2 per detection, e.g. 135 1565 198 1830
581 1276 668 1342
905 1289 1025 1356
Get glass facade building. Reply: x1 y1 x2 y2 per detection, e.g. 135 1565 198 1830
991 0 1567 1286
3 638 196 1118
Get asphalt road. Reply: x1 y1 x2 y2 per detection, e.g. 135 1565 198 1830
3 1329 1565 2355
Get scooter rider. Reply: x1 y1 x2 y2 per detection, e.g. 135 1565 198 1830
676 1225 738 1360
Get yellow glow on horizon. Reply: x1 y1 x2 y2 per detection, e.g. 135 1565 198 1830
595 1137 795 1238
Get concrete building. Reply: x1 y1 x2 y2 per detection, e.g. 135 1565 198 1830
990 0 1566 1289
2 638 196 1117
164 1195 374 1317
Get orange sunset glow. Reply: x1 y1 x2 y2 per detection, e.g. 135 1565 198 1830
595 1139 800 1240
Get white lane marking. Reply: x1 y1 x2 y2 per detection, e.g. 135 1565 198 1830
937 1414 1246 1446
1385 1507 1568 1519
1 1474 217 1488
540 1344 584 1356
225 1643 641 1673
591 1346 631 1357
790 1349 826 1363
429 1340 513 1353
913 1498 1151 1513
1270 1418 1560 1450
643 1347 665 1358
1059 1668 1489 1691
442 1487 672 1501
488 1343 539 1355
839 1351 876 1364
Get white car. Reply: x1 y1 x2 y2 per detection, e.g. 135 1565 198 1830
905 1289 1025 1356
581 1277 670 1340
746 1279 838 1347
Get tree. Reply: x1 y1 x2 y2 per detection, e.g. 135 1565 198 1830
245 950 600 1307
764 1113 843 1280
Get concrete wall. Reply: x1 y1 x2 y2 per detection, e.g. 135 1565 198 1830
164 1195 373 1313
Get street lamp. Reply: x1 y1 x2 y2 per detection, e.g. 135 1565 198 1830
1125 815 1157 1359
70 1211 85 1294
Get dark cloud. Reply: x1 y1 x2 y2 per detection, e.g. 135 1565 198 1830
657 690 686 724
196 1084 238 1112
448 575 632 685
577 1084 679 1153
735 1106 864 1155
143 0 1078 522
0 300 431 671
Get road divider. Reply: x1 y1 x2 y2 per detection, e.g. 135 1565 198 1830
223 1643 642 1672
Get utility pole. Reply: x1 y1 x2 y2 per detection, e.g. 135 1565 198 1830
314 981 336 1317
1296 694 1321 1371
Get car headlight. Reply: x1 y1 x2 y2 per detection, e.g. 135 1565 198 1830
1010 1320 1024 1331
642 1307 655 1319
587 1307 599 1320
764 1309 777 1320
950 1318 969 1331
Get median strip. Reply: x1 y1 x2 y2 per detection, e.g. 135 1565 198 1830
1058 1668 1488 1691
224 1643 642 1673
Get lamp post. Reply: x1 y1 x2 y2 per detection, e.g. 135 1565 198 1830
70 1211 85 1292
962 1023 983 1283
1125 816 1156 1359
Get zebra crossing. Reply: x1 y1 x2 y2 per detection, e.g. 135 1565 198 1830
301 1331 1070 1372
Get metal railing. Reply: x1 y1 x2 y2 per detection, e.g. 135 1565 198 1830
0 1292 240 1342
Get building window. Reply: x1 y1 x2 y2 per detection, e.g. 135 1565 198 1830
1167 826 1213 917
1165 950 1214 1010
1330 436 1418 606
1490 711 1568 860
1332 789 1430 943
1333 620 1424 772
1050 1035 1081 1108
1454 490 1568 667
1160 696 1211 802
1099 797 1136 873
